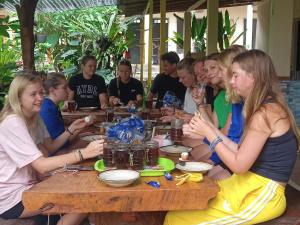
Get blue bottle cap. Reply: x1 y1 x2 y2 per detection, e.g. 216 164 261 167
164 172 173 181
146 181 160 188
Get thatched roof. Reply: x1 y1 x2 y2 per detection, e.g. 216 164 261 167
1 0 261 15
1 0 117 13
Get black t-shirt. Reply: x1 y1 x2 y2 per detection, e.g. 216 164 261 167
68 73 107 108
108 77 144 105
150 73 186 108
206 85 215 111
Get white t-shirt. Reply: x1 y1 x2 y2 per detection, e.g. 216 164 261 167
29 116 50 145
0 115 43 214
183 88 197 114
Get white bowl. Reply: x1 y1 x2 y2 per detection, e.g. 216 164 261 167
80 134 106 142
98 170 140 187
160 145 192 154
176 162 213 173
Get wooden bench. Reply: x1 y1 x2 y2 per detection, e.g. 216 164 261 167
0 218 35 225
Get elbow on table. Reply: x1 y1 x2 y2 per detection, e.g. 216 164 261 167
230 164 251 175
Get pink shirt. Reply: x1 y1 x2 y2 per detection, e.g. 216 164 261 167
0 115 43 214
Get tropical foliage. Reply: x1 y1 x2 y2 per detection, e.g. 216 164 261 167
169 10 244 53
0 14 22 108
35 7 138 79
217 10 245 51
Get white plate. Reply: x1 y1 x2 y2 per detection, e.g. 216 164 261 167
80 134 106 142
155 125 171 130
98 170 140 187
94 122 114 128
78 107 98 111
160 145 192 154
176 162 213 173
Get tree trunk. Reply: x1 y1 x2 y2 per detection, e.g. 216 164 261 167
15 0 38 71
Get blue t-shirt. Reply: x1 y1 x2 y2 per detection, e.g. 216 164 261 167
40 98 69 153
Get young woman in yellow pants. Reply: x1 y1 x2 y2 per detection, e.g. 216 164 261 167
165 49 300 225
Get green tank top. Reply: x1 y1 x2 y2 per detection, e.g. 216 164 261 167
213 89 232 128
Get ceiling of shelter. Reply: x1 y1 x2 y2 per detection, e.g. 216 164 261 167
0 0 261 15
1 0 117 13
118 0 262 16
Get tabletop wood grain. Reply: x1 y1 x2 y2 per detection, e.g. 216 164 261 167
22 169 219 213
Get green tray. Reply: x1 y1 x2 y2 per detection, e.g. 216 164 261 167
94 157 175 177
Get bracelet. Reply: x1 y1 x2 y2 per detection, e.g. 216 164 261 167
66 127 74 135
76 149 84 161
209 136 223 152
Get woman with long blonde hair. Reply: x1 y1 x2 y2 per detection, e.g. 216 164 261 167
165 49 299 225
0 71 103 225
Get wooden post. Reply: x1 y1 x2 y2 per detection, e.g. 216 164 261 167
183 11 191 56
15 0 38 71
139 18 145 82
147 0 153 88
206 0 219 55
159 0 166 73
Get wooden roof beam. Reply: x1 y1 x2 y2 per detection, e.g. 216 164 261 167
187 0 207 12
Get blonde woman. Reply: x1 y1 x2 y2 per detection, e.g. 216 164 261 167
0 72 104 225
165 50 299 224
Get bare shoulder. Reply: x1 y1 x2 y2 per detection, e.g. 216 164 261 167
255 103 290 137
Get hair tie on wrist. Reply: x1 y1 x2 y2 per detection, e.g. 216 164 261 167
66 127 74 135
76 149 84 161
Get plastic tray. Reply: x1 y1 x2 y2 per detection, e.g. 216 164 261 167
94 157 175 177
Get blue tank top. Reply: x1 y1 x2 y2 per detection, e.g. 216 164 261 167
227 102 244 144
250 128 298 182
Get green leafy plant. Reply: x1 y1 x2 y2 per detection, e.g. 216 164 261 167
34 7 138 83
0 36 22 106
169 10 244 53
168 31 184 49
218 10 245 51
191 14 207 52
0 15 20 38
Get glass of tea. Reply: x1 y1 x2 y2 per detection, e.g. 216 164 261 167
114 143 130 169
67 100 77 112
105 107 114 122
170 118 183 144
145 140 159 167
141 109 150 120
103 139 116 168
145 99 153 109
129 143 145 170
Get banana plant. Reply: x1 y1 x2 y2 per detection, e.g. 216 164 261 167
218 10 245 51
169 10 244 53
191 14 207 52
168 31 184 49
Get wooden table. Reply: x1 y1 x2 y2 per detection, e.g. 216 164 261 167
22 161 219 225
62 109 162 125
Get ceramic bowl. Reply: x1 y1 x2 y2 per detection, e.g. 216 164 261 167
98 170 140 187
160 145 192 154
80 134 106 142
175 162 213 173
78 106 98 111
